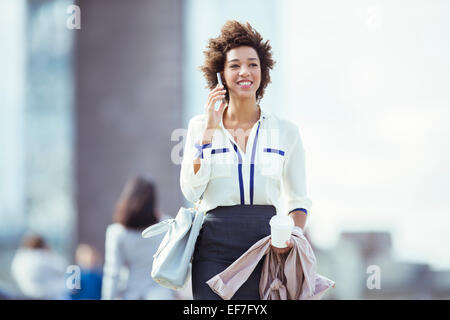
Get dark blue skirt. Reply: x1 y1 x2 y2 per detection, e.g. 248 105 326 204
191 204 276 300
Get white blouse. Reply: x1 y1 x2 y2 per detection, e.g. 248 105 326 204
180 107 312 216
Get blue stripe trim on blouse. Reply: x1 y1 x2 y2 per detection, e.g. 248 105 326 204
289 208 308 215
211 148 230 154
250 121 261 205
194 143 212 159
263 148 285 156
232 142 245 205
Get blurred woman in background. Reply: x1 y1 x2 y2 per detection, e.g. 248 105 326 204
102 176 176 300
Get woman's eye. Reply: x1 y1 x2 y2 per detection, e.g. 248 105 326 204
230 64 258 68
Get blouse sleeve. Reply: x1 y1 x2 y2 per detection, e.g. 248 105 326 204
101 224 125 300
282 127 312 215
180 117 213 203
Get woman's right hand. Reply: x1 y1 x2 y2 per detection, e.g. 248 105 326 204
204 84 227 130
194 85 227 174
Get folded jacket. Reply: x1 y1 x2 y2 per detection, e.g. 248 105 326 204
206 227 335 300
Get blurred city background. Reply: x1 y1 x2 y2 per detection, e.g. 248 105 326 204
1 0 449 299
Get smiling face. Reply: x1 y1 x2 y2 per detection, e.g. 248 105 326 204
223 46 261 101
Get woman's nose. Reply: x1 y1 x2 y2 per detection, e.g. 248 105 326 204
239 66 250 76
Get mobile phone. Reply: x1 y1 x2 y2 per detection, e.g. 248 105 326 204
217 72 223 87
216 72 225 111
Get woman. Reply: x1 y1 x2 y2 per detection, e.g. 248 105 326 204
102 176 176 300
180 20 312 300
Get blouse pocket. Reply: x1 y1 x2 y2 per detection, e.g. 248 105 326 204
260 148 285 180
210 148 232 179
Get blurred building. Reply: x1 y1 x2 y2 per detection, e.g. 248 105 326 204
1 0 185 296
316 231 450 299
1 0 76 296
431 270 450 299
75 0 184 257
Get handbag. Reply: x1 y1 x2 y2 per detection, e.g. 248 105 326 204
141 198 205 290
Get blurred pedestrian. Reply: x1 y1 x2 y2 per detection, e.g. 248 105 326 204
10 234 67 299
102 176 176 300
68 244 103 300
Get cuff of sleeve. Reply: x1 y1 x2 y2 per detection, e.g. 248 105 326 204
289 208 308 215
194 142 212 159
287 197 312 215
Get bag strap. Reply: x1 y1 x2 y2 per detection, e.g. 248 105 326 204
194 193 203 211
141 219 174 238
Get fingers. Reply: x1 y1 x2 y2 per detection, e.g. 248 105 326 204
205 84 227 111
207 88 226 104
207 91 227 110
211 85 225 95
206 97 226 113
274 247 289 255
269 239 293 255
219 100 227 111
209 85 226 98
216 101 226 114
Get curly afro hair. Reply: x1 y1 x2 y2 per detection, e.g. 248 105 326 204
199 20 276 103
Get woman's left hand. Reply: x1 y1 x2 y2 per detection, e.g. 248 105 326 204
270 239 294 255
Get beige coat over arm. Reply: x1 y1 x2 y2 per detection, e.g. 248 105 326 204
206 227 335 300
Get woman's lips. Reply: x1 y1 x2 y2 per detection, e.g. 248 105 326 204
237 81 252 89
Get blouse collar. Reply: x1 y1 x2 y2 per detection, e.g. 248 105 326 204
219 105 270 129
